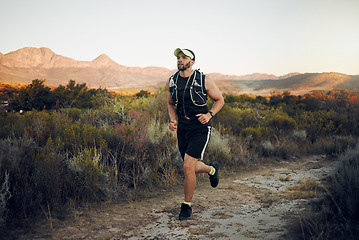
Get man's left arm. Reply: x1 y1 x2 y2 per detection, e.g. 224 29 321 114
196 77 224 124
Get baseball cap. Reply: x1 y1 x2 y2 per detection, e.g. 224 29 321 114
174 48 195 61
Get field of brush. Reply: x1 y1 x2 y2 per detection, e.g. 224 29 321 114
1 80 359 238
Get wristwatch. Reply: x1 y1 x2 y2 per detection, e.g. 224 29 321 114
209 111 215 118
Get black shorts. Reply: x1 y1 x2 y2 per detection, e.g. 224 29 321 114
177 126 212 160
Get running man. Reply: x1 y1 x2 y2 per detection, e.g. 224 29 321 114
167 48 224 220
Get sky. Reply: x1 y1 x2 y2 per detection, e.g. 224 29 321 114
0 0 358 76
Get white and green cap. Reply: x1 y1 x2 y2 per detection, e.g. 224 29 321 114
174 48 195 61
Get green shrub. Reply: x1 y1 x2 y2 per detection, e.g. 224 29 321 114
214 105 244 135
207 128 232 166
240 126 270 148
66 148 105 202
257 141 274 157
268 114 297 135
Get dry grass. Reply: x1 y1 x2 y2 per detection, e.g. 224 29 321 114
286 178 319 199
279 175 291 182
287 143 359 239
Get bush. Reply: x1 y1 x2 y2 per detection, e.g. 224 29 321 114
207 128 232 166
289 142 359 239
2 88 359 232
330 143 359 218
214 105 244 135
0 136 40 221
241 126 270 145
0 171 11 230
268 114 297 136
257 141 274 157
292 130 307 141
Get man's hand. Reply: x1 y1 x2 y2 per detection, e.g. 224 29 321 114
169 120 178 131
196 113 212 125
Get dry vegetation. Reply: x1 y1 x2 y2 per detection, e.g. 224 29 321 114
1 80 359 238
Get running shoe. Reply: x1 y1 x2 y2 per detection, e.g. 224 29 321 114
178 203 192 220
209 164 219 188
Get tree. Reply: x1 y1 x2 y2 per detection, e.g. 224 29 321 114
135 90 151 99
53 80 93 108
13 79 55 110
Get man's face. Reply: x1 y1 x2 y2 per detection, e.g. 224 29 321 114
177 52 193 71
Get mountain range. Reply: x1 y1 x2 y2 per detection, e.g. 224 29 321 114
0 47 358 94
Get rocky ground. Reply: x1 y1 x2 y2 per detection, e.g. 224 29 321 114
8 155 336 239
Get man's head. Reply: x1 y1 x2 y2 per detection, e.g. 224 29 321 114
174 48 195 61
174 48 195 71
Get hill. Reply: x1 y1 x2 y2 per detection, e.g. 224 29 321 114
216 72 356 95
0 47 358 94
0 47 174 89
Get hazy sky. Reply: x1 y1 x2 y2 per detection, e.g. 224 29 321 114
1 0 358 76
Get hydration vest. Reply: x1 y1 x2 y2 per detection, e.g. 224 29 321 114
169 69 207 108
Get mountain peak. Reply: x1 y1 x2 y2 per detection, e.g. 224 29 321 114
39 47 55 55
92 53 119 68
279 72 301 79
0 47 57 68
93 53 110 60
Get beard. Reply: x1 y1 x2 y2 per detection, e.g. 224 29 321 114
177 62 191 71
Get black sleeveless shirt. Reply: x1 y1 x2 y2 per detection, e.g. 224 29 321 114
176 74 210 130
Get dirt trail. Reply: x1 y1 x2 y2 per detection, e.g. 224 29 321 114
11 155 335 239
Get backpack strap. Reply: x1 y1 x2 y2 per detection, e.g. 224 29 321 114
193 69 207 95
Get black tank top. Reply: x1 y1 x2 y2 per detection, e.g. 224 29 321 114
176 74 210 130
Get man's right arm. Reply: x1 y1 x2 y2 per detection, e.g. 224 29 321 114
167 81 178 131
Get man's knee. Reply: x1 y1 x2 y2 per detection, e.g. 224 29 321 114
183 154 198 173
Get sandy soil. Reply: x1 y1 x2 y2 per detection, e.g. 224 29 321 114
8 155 336 240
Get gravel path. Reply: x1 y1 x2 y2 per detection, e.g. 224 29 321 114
10 155 335 240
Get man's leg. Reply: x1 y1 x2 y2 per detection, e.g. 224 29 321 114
183 154 198 203
195 160 212 174
178 154 197 220
179 154 217 220
196 159 219 188
183 154 212 202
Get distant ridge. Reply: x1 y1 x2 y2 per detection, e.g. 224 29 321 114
207 72 279 81
0 47 116 69
0 47 174 89
0 47 358 94
215 72 359 95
